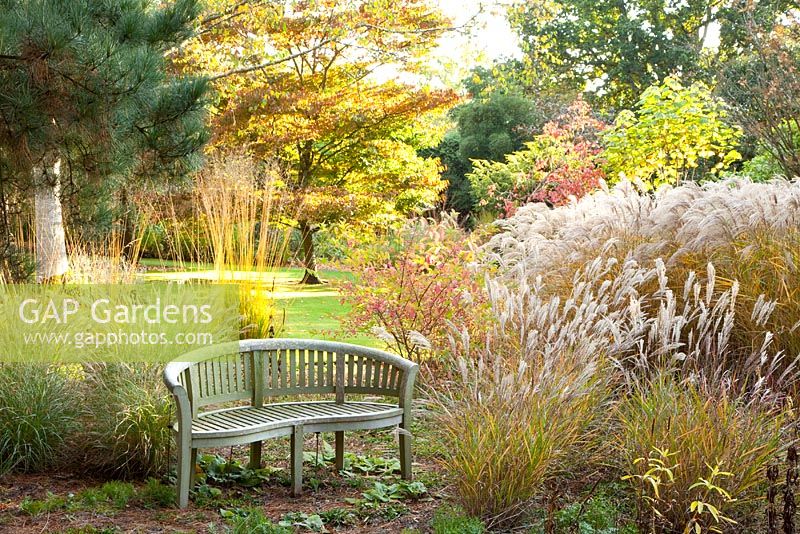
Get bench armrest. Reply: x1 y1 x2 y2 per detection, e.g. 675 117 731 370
163 365 193 434
398 364 418 408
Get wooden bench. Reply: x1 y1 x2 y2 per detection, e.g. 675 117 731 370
163 338 419 508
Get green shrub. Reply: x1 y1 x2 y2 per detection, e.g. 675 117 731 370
616 375 786 532
739 151 785 182
81 364 172 478
0 364 80 476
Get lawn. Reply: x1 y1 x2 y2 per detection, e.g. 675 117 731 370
137 261 379 347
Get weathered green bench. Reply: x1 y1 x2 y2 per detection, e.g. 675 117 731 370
163 339 419 508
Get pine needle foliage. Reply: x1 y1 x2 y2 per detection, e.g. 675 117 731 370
0 0 209 179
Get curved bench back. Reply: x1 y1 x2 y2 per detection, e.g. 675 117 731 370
164 339 418 416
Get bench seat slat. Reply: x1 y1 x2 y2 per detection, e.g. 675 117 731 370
186 401 402 438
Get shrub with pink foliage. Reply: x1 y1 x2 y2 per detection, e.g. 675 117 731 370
469 99 607 217
339 215 489 362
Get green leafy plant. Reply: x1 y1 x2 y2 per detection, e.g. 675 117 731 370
318 507 357 527
199 454 283 487
301 439 401 477
347 480 428 508
341 453 401 477
603 76 742 189
617 376 785 532
222 508 292 534
278 512 326 532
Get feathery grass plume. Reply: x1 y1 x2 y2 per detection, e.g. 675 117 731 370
434 274 611 529
195 152 291 277
195 153 292 339
67 230 141 284
486 177 800 274
482 178 800 395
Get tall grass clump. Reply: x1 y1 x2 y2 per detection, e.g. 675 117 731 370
196 153 293 338
617 375 788 532
434 352 609 528
195 152 291 276
430 177 800 529
434 269 611 528
0 364 81 476
81 364 172 478
67 230 141 284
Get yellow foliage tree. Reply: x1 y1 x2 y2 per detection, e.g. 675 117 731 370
177 0 458 283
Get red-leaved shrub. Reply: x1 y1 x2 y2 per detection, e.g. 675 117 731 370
339 215 489 361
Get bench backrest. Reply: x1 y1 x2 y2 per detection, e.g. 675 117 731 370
164 339 418 416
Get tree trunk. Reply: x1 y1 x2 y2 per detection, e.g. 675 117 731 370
119 186 136 261
34 156 68 283
298 220 322 285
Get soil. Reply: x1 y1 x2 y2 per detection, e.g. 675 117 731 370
0 432 446 534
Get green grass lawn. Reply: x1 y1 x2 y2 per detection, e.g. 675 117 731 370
138 262 380 347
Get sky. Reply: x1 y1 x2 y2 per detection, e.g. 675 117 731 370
436 0 521 63
423 0 521 87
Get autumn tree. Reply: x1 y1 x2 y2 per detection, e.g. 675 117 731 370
719 24 800 178
179 0 457 284
0 0 208 281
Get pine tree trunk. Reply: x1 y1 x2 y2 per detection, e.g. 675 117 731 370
119 186 136 261
298 220 322 285
34 155 68 283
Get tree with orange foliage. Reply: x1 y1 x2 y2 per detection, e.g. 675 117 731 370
179 0 458 283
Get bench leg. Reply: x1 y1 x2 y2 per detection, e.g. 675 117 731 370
249 441 262 469
290 425 304 496
176 435 192 508
399 425 412 480
189 448 198 488
334 431 344 472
